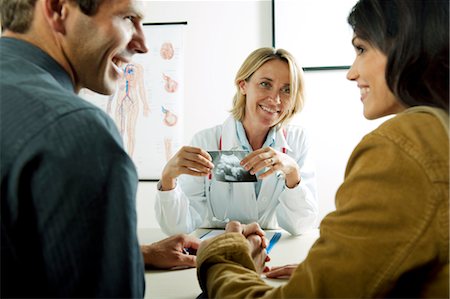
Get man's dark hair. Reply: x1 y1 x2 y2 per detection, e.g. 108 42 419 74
0 0 102 33
76 0 102 15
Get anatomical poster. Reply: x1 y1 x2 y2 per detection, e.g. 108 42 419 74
80 22 186 179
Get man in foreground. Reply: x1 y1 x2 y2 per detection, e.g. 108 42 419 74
1 0 199 297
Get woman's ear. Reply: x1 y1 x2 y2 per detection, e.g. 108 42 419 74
43 0 69 34
238 80 247 95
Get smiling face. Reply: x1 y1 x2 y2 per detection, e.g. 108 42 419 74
347 36 405 119
239 59 291 132
62 0 147 94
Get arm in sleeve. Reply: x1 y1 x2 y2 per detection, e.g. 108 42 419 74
154 128 218 235
276 128 319 235
27 110 144 298
197 233 282 299
198 132 441 298
154 175 207 235
279 132 444 297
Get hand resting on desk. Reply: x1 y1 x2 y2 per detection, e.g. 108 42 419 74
264 263 298 278
141 234 201 269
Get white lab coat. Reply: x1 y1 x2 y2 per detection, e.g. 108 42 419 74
155 116 318 235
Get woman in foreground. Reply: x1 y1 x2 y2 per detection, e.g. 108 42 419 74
196 0 449 297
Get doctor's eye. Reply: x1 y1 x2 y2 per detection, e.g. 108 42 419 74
281 86 290 95
259 81 272 89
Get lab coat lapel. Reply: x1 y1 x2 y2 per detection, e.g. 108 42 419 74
275 126 292 153
221 116 241 150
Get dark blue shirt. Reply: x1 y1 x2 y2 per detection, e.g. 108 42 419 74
0 37 145 298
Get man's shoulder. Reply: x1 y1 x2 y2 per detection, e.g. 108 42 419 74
1 82 117 162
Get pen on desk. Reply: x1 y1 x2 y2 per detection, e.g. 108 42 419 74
266 232 281 254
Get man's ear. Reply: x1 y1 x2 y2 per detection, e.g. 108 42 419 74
43 0 69 34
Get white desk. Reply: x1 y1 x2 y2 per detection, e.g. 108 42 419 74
138 228 320 299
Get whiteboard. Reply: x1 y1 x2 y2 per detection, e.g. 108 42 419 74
81 23 186 180
274 0 357 68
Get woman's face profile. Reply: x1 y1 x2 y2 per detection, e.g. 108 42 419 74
347 36 405 119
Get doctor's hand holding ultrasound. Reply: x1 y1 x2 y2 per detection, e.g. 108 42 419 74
155 47 318 236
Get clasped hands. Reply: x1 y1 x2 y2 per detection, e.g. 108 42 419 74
222 221 299 278
221 221 270 274
197 221 298 277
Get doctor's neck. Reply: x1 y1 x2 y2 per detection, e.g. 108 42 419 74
242 122 270 151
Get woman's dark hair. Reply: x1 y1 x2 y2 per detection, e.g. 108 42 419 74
348 0 449 111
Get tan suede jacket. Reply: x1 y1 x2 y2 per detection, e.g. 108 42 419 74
197 107 449 298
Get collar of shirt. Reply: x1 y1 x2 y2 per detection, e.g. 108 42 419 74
0 37 75 93
235 119 277 152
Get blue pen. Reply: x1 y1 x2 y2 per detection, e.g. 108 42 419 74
266 232 281 254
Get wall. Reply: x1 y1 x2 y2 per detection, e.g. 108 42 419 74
290 70 388 222
137 0 273 228
135 1 388 230
139 1 273 138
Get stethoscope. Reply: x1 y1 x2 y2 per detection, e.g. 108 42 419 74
206 135 232 225
206 129 288 226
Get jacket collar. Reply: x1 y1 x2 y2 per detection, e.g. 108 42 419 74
1 37 74 93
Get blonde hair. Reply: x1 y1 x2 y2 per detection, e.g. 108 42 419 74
230 47 305 128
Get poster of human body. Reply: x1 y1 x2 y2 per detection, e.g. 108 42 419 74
81 23 186 179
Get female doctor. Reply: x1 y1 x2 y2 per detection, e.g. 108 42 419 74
155 47 318 236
